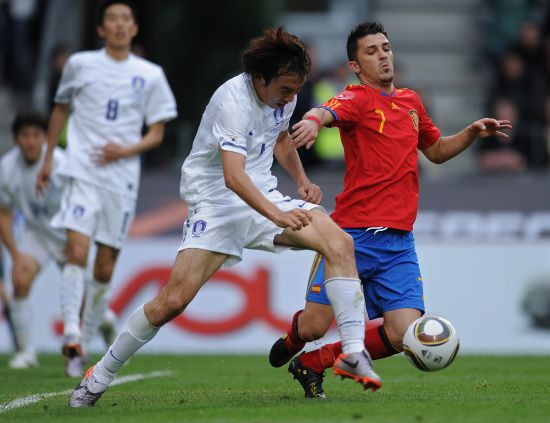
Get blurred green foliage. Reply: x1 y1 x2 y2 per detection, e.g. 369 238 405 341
141 1 283 159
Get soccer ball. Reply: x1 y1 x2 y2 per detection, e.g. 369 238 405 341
402 315 459 372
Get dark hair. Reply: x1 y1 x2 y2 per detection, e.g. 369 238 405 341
241 27 311 84
346 22 388 61
97 0 137 26
11 111 48 137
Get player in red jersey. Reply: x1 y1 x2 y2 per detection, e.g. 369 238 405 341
269 21 511 398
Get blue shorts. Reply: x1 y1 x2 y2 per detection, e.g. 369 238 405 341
305 228 424 319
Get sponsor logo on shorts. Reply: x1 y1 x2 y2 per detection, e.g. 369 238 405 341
192 220 207 237
73 206 85 220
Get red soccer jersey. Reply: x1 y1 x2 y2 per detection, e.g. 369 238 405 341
320 84 440 231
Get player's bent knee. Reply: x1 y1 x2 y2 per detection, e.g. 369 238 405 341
65 247 88 267
324 232 355 263
299 324 327 342
384 323 408 350
94 264 114 283
13 284 31 299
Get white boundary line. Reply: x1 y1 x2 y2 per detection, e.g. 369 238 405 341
0 370 173 413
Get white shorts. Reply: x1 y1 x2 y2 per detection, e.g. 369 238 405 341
51 178 136 250
178 189 324 268
19 228 65 267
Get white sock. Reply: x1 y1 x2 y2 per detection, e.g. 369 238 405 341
324 277 365 354
81 279 110 353
60 263 85 339
11 297 32 352
94 305 159 383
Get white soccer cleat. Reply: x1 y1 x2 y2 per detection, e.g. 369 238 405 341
8 350 38 369
69 365 109 408
333 349 382 391
62 340 84 378
66 356 85 378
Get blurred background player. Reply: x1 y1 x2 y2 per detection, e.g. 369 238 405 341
0 111 65 368
0 111 118 370
69 26 382 408
36 0 177 377
270 21 511 398
0 241 18 351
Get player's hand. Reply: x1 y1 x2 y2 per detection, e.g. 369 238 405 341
92 142 127 165
272 208 313 231
290 119 320 150
36 158 52 195
297 181 322 204
468 118 512 139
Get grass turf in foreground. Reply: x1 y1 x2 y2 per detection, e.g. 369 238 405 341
0 354 549 423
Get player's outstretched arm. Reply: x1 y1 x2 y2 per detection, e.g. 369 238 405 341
421 118 512 164
92 121 165 165
290 108 335 150
220 149 313 231
36 104 69 194
274 131 322 204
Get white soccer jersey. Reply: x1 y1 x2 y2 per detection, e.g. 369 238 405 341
180 73 296 208
0 145 66 247
55 48 178 198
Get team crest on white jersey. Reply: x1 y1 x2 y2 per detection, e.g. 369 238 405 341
192 220 207 237
132 76 146 91
270 108 285 134
73 205 85 219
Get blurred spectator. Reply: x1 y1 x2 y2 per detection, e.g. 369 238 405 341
47 44 70 113
0 0 38 93
481 4 549 172
512 21 548 121
289 42 319 168
311 62 354 164
478 98 527 172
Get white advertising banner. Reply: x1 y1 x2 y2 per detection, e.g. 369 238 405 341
1 238 550 354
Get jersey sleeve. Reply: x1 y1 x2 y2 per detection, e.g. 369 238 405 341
213 101 251 157
144 69 178 125
416 97 441 150
319 88 360 127
54 55 78 104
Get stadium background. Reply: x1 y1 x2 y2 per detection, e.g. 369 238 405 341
0 0 549 354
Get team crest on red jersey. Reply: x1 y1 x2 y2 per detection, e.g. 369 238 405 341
334 90 355 100
408 109 419 132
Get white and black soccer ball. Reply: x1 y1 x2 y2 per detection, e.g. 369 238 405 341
402 315 459 372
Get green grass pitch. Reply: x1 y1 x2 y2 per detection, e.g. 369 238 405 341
0 353 549 422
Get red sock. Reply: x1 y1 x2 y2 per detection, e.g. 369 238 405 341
283 310 306 353
298 318 400 373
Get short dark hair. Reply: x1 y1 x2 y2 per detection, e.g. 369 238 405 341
347 22 388 61
240 27 311 84
11 111 48 137
97 0 137 26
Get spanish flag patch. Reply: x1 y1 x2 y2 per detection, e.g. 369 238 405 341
311 285 322 293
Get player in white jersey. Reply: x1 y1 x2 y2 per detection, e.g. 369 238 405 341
36 0 177 377
0 112 65 368
70 27 380 408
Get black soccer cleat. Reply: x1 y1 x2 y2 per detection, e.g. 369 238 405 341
288 356 326 398
269 336 299 368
